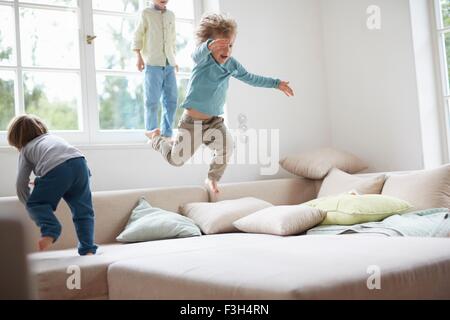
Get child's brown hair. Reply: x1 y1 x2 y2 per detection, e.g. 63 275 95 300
7 114 48 150
196 13 237 45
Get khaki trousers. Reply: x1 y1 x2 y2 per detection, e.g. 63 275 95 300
151 114 234 181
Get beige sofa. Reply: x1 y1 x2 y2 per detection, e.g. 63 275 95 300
0 171 449 300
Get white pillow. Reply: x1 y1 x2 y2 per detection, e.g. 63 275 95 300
180 197 273 235
233 205 326 236
279 148 368 180
318 168 386 198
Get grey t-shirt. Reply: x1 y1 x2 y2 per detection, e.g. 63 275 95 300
16 134 84 204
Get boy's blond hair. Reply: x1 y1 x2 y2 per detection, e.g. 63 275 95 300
7 114 48 150
196 13 237 45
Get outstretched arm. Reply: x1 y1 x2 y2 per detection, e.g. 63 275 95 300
231 59 279 88
16 154 33 205
231 60 294 96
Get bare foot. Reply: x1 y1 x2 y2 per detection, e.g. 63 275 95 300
85 252 95 256
205 178 220 194
145 129 161 142
38 236 54 252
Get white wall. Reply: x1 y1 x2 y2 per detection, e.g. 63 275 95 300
320 0 427 172
0 0 330 197
219 0 331 158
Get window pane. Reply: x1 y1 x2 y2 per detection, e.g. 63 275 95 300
94 14 136 71
24 72 80 130
0 71 15 131
444 33 450 95
20 8 79 68
97 74 144 130
97 75 190 131
168 0 194 20
93 0 140 13
447 99 450 130
442 0 450 28
19 0 77 7
176 21 195 73
0 6 15 66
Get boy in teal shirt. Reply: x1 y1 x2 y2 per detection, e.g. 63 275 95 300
147 13 294 193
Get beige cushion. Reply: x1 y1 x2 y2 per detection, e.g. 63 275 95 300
382 164 450 210
233 205 326 236
279 148 368 180
318 168 386 198
180 197 273 235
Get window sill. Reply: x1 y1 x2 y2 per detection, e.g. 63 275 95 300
0 143 152 153
75 143 151 150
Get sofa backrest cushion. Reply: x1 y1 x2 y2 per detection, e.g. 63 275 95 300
381 164 450 210
318 168 386 198
0 186 208 252
209 177 318 205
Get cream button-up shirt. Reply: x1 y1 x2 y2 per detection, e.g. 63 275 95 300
132 6 177 67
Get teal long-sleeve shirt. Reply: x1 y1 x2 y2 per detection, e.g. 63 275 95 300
181 40 281 116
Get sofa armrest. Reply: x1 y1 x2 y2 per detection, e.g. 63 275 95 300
0 213 34 299
211 178 318 205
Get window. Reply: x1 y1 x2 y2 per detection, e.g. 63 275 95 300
434 0 450 157
0 0 200 145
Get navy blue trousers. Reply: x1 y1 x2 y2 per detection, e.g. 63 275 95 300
26 157 98 255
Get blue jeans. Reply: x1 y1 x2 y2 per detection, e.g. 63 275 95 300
26 157 98 256
144 65 178 137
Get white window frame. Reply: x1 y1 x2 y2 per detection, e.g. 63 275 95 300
0 0 203 146
433 0 450 160
0 0 89 145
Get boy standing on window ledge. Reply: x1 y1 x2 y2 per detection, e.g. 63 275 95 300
133 0 178 139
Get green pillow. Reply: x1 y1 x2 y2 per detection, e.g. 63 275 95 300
116 198 202 243
304 194 413 225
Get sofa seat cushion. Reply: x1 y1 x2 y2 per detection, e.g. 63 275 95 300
29 235 247 300
107 234 450 300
